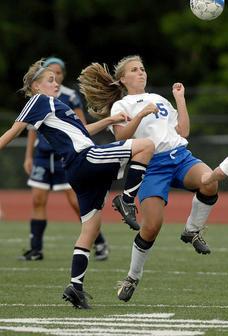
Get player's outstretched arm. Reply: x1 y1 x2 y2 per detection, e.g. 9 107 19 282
85 112 128 136
173 83 190 138
113 103 158 141
202 168 226 185
24 129 37 175
0 121 27 150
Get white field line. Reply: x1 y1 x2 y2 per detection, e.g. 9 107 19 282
0 284 63 288
0 320 228 330
0 321 227 329
1 303 228 309
0 326 204 336
0 237 65 243
1 314 228 335
0 267 228 277
0 238 24 243
1 238 228 252
1 317 228 325
111 313 175 318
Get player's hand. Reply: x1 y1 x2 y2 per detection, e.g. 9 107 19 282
201 172 213 185
23 158 33 175
138 103 159 119
111 112 131 123
172 82 185 98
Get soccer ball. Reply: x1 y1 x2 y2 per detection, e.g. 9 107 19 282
190 0 225 20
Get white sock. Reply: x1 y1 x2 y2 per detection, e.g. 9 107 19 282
185 195 213 232
128 242 151 280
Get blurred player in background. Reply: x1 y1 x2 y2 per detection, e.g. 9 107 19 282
78 55 218 302
20 57 109 262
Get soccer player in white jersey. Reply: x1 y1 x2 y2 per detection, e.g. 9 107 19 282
78 55 218 302
0 58 155 309
22 57 109 262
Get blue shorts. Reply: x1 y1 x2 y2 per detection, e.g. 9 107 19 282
138 146 202 204
66 140 132 222
27 153 71 191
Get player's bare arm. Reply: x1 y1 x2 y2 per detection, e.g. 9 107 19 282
24 129 37 175
202 168 226 185
85 112 129 136
74 107 87 125
0 121 27 150
173 83 190 138
114 103 158 141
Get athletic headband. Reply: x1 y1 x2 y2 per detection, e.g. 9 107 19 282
43 57 65 70
32 67 47 82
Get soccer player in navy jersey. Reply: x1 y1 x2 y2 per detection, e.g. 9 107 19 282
0 59 156 309
22 57 109 262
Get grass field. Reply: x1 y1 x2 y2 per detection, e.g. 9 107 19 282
0 220 228 336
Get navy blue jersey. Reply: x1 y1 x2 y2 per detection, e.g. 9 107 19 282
36 85 83 154
58 84 83 110
16 94 94 167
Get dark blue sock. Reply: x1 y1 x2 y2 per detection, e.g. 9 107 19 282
71 247 90 291
30 219 47 251
123 161 147 203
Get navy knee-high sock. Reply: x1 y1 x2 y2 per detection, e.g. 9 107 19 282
123 161 147 203
71 247 90 291
30 219 47 251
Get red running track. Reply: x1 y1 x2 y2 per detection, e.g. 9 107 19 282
0 190 227 224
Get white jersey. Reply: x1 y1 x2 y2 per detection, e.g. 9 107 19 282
110 93 188 154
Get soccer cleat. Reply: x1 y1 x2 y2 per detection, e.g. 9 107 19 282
180 230 211 254
94 242 109 261
18 249 43 261
62 284 92 309
117 276 139 302
112 195 140 230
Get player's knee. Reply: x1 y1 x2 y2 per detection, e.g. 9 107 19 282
201 178 218 196
142 138 155 155
33 195 46 209
196 190 218 206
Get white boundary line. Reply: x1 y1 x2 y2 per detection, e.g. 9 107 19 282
0 267 228 276
0 303 228 309
1 313 228 336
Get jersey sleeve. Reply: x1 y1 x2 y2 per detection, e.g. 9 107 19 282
16 94 52 129
219 157 228 176
109 101 129 134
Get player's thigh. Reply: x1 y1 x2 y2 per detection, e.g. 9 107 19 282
131 138 154 156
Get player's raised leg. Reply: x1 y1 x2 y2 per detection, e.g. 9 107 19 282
113 138 155 230
63 211 102 309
